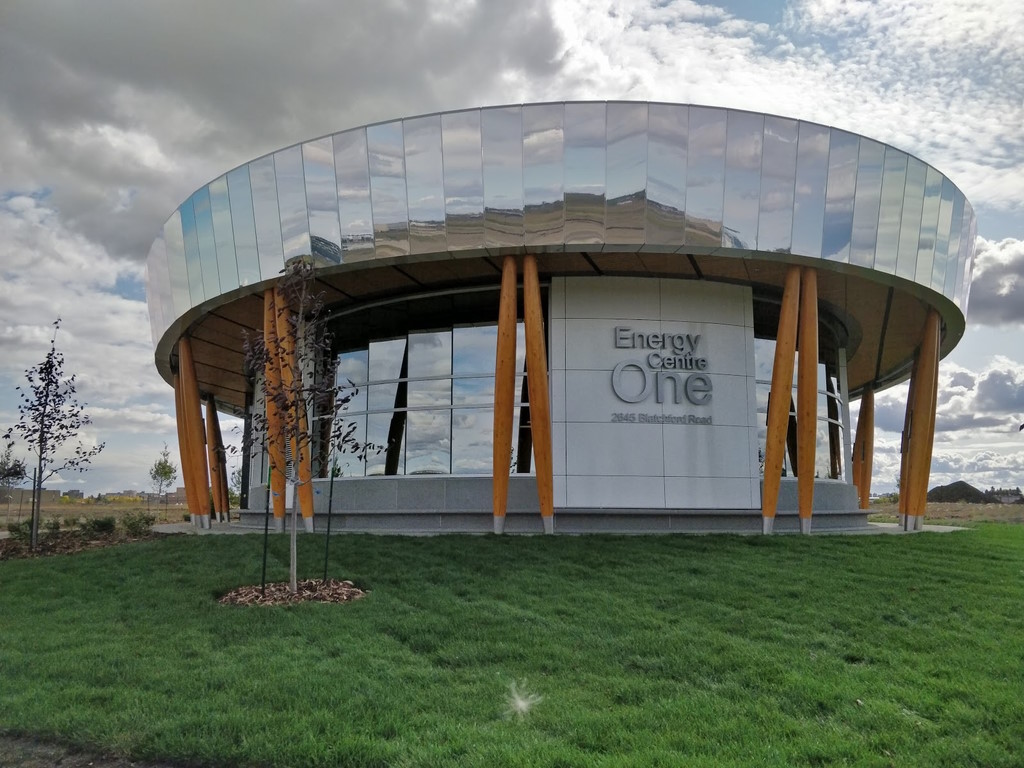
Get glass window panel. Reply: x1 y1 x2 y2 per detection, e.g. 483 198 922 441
334 129 375 260
368 382 400 413
163 210 190 316
452 377 495 405
249 156 285 280
722 110 763 250
331 412 367 477
756 116 798 254
958 213 977 312
192 187 220 297
367 121 410 258
403 115 447 254
406 409 451 475
684 107 727 247
226 166 261 286
896 157 926 280
481 106 525 247
452 408 493 473
180 197 204 304
302 137 341 266
791 122 830 258
563 102 607 244
605 101 648 245
453 325 497 375
821 130 859 262
337 348 369 388
365 413 403 475
407 378 451 408
408 330 452 379
943 192 965 298
522 103 564 245
872 148 907 274
145 234 169 345
368 337 407 383
274 145 310 262
645 102 688 247
931 177 956 291
208 176 239 292
848 139 884 269
914 166 943 285
441 110 484 250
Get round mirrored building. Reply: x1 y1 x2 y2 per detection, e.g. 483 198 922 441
146 101 977 534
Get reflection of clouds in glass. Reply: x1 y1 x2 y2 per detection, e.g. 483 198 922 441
368 338 406 381
453 325 496 374
409 331 452 377
453 408 494 473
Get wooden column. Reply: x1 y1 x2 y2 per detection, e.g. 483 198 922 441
906 311 940 531
274 286 315 532
264 290 287 531
898 354 919 529
522 254 554 533
761 266 801 534
852 388 875 509
173 373 201 522
178 337 211 528
796 267 818 534
492 255 518 534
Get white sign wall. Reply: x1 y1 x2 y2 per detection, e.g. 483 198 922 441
549 277 760 510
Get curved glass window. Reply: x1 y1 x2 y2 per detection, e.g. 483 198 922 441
323 323 531 477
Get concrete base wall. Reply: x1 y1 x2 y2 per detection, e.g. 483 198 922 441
240 475 868 534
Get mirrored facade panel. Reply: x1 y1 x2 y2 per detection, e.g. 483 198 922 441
872 148 907 274
605 101 648 245
931 177 956 292
367 337 407 387
226 166 261 287
163 210 190 316
146 235 170 345
365 412 403 475
645 102 688 246
685 106 727 247
522 103 565 245
180 197 205 305
452 408 493 473
208 176 239 292
453 325 498 375
192 187 220 298
914 166 943 285
791 122 830 258
943 193 965 298
367 121 410 258
821 130 859 263
406 409 451 475
402 115 447 254
959 213 977 313
274 146 311 262
563 102 607 244
334 129 375 260
848 139 884 269
302 137 341 266
896 157 927 280
442 110 485 250
481 106 525 247
756 115 798 254
249 156 285 280
722 110 764 250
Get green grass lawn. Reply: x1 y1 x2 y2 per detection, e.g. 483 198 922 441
1 527 1023 767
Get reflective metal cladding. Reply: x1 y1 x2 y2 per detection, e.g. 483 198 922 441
146 102 978 346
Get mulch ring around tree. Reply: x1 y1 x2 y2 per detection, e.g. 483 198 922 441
218 578 367 606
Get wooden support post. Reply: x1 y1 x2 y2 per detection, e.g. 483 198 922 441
761 266 801 534
898 354 919 530
264 291 287 531
492 255 517 534
906 310 940 530
178 337 211 528
173 373 201 523
853 388 875 509
522 254 554 533
796 267 818 534
274 286 315 532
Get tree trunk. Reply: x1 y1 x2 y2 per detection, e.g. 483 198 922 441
289 480 298 593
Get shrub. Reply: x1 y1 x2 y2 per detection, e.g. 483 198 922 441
6 520 31 542
122 511 156 537
82 516 116 535
43 518 61 536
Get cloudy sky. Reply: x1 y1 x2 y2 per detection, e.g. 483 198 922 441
0 0 1021 496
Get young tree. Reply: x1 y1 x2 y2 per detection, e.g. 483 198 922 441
4 320 105 549
1 444 27 517
149 443 178 510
